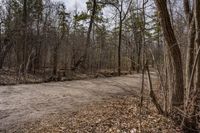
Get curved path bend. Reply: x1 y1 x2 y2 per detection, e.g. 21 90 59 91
0 74 153 132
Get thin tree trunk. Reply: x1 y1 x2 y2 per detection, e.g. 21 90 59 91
0 22 1 49
184 0 195 89
118 14 122 76
72 0 97 71
146 61 164 115
22 0 27 73
186 18 195 89
53 44 59 76
0 39 13 69
26 48 36 73
34 16 41 74
137 44 141 73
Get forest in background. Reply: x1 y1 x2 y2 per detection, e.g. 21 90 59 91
0 0 200 132
0 0 160 83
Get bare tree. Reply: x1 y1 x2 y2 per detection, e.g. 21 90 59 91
100 0 132 75
184 0 195 89
22 0 27 73
72 0 97 71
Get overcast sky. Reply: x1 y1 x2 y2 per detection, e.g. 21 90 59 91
53 0 114 23
54 0 87 11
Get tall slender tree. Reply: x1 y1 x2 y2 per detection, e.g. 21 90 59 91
22 0 27 73
72 0 97 71
184 0 195 90
101 0 132 75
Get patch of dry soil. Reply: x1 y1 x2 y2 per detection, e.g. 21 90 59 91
0 74 148 133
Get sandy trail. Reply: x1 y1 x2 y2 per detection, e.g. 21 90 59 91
0 74 145 132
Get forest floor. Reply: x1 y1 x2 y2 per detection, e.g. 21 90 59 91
0 73 178 133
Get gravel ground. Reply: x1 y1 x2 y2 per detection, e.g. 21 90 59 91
0 74 149 133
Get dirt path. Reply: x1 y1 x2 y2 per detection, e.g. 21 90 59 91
0 74 146 132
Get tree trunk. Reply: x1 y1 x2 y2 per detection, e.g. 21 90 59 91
73 0 97 71
53 44 59 76
186 18 195 89
83 0 96 65
184 0 195 89
136 40 142 73
22 0 27 73
0 39 13 69
26 48 36 73
165 45 173 112
118 15 122 76
33 15 42 74
154 0 184 105
0 23 2 49
194 0 200 91
193 3 200 129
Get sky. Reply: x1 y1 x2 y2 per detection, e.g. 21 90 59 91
53 0 115 26
54 0 87 11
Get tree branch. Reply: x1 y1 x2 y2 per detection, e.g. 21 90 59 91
122 0 133 21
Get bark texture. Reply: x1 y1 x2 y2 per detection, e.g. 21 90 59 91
154 0 184 105
194 0 200 91
186 18 195 88
184 0 196 89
